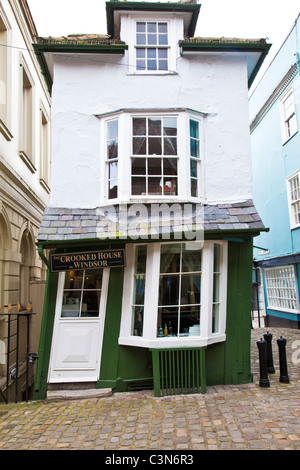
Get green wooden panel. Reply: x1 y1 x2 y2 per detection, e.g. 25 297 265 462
33 270 58 400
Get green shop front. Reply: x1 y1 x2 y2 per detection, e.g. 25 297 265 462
33 202 266 400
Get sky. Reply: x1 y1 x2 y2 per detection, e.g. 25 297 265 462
27 0 300 87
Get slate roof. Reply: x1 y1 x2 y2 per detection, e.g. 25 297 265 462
37 200 265 244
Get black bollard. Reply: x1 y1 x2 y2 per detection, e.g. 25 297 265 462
257 338 270 387
263 331 275 373
277 336 290 383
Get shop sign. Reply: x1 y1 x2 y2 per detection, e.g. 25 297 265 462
50 249 125 272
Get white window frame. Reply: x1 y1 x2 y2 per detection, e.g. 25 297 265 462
264 265 300 314
131 114 179 197
19 53 35 172
126 13 177 75
279 84 298 144
119 240 228 349
39 101 51 192
0 4 12 141
99 109 204 204
56 268 110 319
287 170 300 229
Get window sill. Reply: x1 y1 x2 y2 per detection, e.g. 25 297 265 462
119 333 226 349
282 130 298 146
19 151 36 173
267 306 300 315
0 119 13 141
127 71 178 76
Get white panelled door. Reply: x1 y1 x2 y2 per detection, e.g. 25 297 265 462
48 268 109 383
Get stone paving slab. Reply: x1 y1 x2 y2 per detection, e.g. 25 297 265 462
0 327 299 451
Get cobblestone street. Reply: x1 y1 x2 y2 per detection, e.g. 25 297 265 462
0 327 299 451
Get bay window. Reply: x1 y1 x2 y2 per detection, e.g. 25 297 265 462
99 109 204 202
120 240 228 348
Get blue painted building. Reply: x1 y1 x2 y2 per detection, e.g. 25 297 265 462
250 14 300 328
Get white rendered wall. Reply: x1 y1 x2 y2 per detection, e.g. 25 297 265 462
49 17 252 208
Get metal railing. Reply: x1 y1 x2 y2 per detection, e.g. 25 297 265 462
151 347 206 397
0 304 38 403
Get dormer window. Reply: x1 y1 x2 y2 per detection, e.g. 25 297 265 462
135 21 169 71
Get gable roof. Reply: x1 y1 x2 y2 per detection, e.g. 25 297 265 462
106 1 201 38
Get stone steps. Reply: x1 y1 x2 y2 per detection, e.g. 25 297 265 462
46 387 112 401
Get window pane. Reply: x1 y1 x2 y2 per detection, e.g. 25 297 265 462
109 180 117 199
190 139 199 158
136 22 146 32
164 137 177 155
148 117 161 135
163 158 177 175
180 306 200 335
108 141 118 160
148 137 162 155
158 23 168 33
159 35 168 46
190 120 199 139
147 59 157 70
132 157 146 175
82 290 100 317
135 245 147 274
133 117 146 135
148 157 161 175
214 244 221 272
159 275 180 305
213 274 220 302
163 117 177 135
148 177 162 194
133 276 145 305
182 246 201 272
157 307 179 337
180 274 201 305
163 177 177 195
160 244 181 273
212 304 219 333
133 307 144 336
137 60 146 71
107 120 118 140
64 270 83 290
109 161 118 179
133 137 146 155
190 159 197 178
191 178 198 198
147 48 157 59
148 34 157 46
136 49 146 58
132 177 146 195
136 33 146 45
83 270 103 290
132 245 147 336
